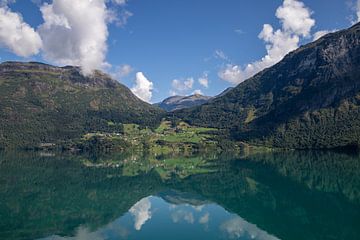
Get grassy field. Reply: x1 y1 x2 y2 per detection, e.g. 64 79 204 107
155 121 217 144
73 120 221 155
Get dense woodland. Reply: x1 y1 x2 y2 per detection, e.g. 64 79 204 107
0 62 164 149
175 23 360 149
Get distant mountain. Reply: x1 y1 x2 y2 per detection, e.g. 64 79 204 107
0 62 164 149
155 94 212 112
175 23 360 149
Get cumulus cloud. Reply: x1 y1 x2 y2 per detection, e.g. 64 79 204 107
198 72 209 88
171 74 209 96
131 72 154 103
219 0 315 85
0 0 132 75
37 0 109 75
221 216 280 240
275 0 314 37
171 78 194 92
129 197 152 231
0 7 42 57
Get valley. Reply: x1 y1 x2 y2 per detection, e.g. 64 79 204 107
1 1 360 240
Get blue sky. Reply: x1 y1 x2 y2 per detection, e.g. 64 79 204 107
0 0 359 103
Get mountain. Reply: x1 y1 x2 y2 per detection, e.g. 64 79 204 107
175 23 360 149
155 94 212 111
215 87 234 98
0 62 164 149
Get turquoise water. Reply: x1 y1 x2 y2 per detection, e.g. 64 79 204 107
0 151 359 239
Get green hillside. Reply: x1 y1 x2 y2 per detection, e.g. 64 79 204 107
0 62 164 149
175 23 360 149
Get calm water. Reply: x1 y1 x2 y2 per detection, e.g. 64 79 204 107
0 151 359 240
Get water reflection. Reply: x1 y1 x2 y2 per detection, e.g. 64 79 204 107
40 196 279 240
0 150 359 239
220 216 279 240
129 198 152 231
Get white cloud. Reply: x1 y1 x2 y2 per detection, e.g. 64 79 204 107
349 0 360 24
31 0 43 7
129 197 152 231
111 0 127 5
214 49 230 62
113 64 133 80
38 0 109 75
131 72 154 103
192 89 203 95
169 90 177 96
118 10 133 26
234 29 244 35
0 0 132 75
219 64 246 85
0 7 42 57
313 30 336 41
275 0 315 37
221 216 280 240
219 0 315 85
107 5 133 26
0 0 15 7
170 73 208 96
198 72 209 88
171 77 194 94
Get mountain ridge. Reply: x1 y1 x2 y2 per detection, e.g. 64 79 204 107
155 93 212 111
0 61 164 149
174 23 360 149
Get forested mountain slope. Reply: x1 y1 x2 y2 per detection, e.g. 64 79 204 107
0 62 164 148
175 23 360 149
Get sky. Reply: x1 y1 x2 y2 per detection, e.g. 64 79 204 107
0 0 359 103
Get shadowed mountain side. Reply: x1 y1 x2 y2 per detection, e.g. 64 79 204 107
175 23 360 149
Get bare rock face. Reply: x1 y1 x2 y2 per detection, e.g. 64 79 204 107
175 23 360 149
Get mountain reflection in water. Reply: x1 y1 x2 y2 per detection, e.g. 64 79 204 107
0 150 359 240
40 196 279 240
